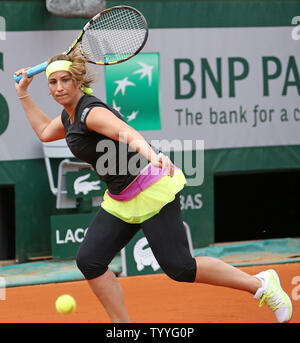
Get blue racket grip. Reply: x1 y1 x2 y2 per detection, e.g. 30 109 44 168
14 61 49 83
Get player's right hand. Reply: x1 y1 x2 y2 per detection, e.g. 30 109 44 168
14 68 33 95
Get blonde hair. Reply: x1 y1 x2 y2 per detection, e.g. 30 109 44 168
48 47 95 89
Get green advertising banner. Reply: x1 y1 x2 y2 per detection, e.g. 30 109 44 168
105 53 161 131
51 213 95 259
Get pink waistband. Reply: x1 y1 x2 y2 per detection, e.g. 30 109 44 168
107 163 165 201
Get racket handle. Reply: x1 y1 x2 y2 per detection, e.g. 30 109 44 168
14 61 49 83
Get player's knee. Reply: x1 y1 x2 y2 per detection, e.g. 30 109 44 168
76 249 107 280
163 258 197 283
167 268 196 283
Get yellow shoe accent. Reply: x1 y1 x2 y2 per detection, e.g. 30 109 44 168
254 269 292 323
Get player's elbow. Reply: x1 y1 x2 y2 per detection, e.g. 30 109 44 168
39 127 65 142
39 135 48 142
39 132 52 142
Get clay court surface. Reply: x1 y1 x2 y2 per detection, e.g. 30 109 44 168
1 263 299 323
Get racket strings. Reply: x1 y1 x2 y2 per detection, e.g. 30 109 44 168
81 8 147 64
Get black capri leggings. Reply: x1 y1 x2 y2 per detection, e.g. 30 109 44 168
76 194 197 283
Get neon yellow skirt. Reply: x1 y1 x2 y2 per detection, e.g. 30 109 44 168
101 169 186 224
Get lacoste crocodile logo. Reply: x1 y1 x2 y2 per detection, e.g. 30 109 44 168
73 173 101 195
133 237 160 272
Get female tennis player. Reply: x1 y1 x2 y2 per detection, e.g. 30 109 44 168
14 50 292 323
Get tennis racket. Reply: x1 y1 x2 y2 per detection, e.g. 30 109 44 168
14 5 148 83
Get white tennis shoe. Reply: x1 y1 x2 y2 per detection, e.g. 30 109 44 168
253 269 292 323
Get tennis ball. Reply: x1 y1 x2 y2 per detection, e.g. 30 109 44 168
55 294 76 315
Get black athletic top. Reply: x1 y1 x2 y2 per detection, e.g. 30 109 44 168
61 94 152 194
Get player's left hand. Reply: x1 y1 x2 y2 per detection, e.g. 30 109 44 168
153 154 175 177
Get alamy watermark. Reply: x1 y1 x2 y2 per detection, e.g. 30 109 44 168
95 135 204 187
291 275 300 301
291 16 300 40
0 16 6 41
0 277 6 300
